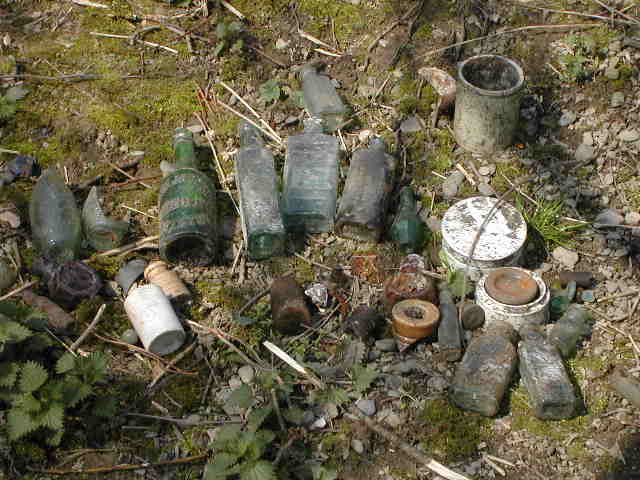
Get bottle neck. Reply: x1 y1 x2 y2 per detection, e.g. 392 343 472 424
173 129 198 169
239 123 264 147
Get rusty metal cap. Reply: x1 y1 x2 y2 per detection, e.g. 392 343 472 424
391 299 440 339
485 267 539 306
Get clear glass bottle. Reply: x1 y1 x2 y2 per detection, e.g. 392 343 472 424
335 137 396 243
389 185 426 252
518 326 577 420
159 128 218 265
437 285 462 362
235 122 285 260
450 320 518 416
29 167 82 262
82 186 129 252
548 304 594 358
300 64 347 132
282 118 339 233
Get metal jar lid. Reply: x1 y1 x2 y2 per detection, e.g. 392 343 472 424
485 267 539 306
441 196 527 274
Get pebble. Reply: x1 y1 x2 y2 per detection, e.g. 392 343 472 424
618 129 640 142
120 328 139 345
356 399 376 416
425 216 441 233
238 365 255 384
228 376 243 390
0 209 20 228
605 68 620 80
574 144 596 163
275 38 290 50
427 375 448 392
611 92 625 107
442 171 465 199
595 208 624 226
462 304 485 330
478 165 496 176
477 182 495 196
625 212 640 225
400 115 422 133
582 132 594 146
552 246 579 269
310 417 326 430
351 439 364 454
391 359 418 374
375 338 397 352
558 111 576 127
384 412 403 428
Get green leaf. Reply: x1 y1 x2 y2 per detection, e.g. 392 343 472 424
4 85 28 102
311 465 338 480
0 96 16 121
92 395 118 418
447 270 473 298
240 460 277 480
0 362 20 388
15 393 41 412
47 428 64 446
204 452 240 479
19 361 48 393
216 22 229 39
0 320 32 343
259 79 281 104
7 408 36 440
322 388 349 407
283 406 304 425
351 365 378 393
55 353 76 374
39 403 64 430
213 41 226 57
247 405 273 432
226 384 253 409
290 90 305 109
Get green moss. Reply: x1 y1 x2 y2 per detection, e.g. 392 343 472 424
297 1 365 40
86 254 122 278
431 128 455 173
161 373 205 413
195 279 245 311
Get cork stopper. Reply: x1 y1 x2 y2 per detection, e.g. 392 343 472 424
144 261 191 303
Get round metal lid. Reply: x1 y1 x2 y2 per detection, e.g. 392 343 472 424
441 196 526 262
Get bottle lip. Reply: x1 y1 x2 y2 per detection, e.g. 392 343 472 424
173 128 194 146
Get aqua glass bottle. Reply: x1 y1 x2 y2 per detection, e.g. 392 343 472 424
29 167 82 262
235 122 285 260
300 64 347 132
282 118 339 233
548 304 594 358
335 137 396 243
159 128 218 265
390 185 427 252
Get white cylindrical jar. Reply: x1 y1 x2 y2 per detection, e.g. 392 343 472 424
441 196 527 280
476 268 550 332
124 284 185 355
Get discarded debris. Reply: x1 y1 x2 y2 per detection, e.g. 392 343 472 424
383 264 437 312
609 368 640 409
82 186 129 252
282 118 339 233
389 185 427 252
144 260 191 304
18 288 74 330
32 258 102 310
558 271 593 288
270 277 311 335
548 304 594 358
115 258 148 296
0 154 37 186
391 299 439 352
299 62 347 132
437 285 462 362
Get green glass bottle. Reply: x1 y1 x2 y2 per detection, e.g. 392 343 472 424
159 128 217 265
390 185 427 252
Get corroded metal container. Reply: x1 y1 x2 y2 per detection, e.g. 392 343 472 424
270 277 311 335
476 267 549 332
441 196 527 280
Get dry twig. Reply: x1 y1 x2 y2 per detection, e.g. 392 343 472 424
70 304 106 352
28 454 207 475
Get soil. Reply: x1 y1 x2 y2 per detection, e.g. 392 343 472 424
1 0 640 479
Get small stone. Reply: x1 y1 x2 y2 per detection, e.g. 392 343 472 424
558 111 577 127
238 365 255 384
442 171 465 199
595 209 624 226
583 132 594 146
356 399 376 416
605 68 620 80
0 209 20 228
228 376 242 390
602 173 614 186
477 182 495 196
400 115 422 133
351 439 365 454
618 129 640 142
427 375 448 392
611 92 625 108
425 216 441 233
478 165 496 176
462 304 485 330
275 38 290 50
574 144 596 163
391 359 418 374
120 329 139 345
552 246 579 269
310 417 326 430
375 338 397 352
358 129 373 143
625 212 640 225
384 412 403 428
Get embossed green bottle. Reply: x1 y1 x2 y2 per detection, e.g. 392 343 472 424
159 128 217 265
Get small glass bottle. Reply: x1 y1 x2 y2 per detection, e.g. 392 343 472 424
437 285 462 362
282 118 339 233
450 320 518 416
389 185 426 252
548 304 594 358
335 137 396 243
518 326 577 420
300 63 347 132
159 128 218 265
235 122 285 260
29 167 82 262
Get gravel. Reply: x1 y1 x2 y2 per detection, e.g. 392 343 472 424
575 144 596 163
238 365 255 384
442 171 465 199
552 246 579 269
356 399 376 416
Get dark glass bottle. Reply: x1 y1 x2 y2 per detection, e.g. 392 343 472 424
159 128 217 265
437 286 462 362
335 137 395 243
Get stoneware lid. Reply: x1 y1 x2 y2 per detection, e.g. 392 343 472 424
441 196 527 262
391 299 440 339
485 267 539 306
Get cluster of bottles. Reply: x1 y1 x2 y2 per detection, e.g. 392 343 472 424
159 64 427 265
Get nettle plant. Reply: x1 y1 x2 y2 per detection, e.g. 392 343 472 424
0 307 112 446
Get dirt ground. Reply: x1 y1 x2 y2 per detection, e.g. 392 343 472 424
1 0 640 479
